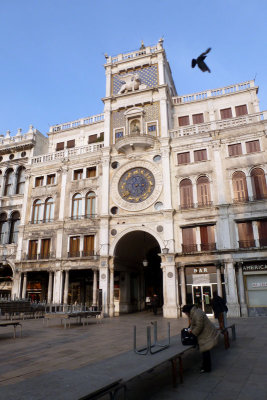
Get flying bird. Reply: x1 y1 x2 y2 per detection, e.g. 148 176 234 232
192 48 212 73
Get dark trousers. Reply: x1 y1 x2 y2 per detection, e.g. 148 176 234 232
202 350 211 372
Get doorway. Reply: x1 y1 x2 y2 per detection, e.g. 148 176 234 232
192 284 213 315
113 230 162 314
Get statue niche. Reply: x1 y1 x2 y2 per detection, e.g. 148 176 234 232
130 119 141 134
118 73 141 94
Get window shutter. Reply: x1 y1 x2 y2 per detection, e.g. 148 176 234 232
220 108 232 119
194 149 207 162
178 116 190 126
192 113 204 124
67 139 75 148
182 227 195 245
56 142 64 151
88 134 97 144
228 143 242 156
177 152 190 165
246 140 260 153
235 105 248 117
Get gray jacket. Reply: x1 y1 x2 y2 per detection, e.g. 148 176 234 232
190 306 219 352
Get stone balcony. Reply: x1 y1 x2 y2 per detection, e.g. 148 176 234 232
49 113 104 133
114 132 158 154
170 111 267 138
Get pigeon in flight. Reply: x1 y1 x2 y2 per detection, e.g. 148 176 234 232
192 48 211 73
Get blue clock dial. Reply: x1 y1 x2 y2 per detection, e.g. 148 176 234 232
118 167 155 203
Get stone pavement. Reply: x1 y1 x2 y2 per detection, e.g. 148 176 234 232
0 312 267 399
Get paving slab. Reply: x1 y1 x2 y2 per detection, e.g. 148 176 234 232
0 313 267 399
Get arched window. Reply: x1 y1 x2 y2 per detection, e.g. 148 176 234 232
32 199 42 224
251 168 267 200
197 176 211 206
44 198 54 223
85 191 96 217
16 167 25 194
232 171 248 202
179 179 193 209
4 169 15 196
0 213 8 244
72 193 82 219
9 211 20 244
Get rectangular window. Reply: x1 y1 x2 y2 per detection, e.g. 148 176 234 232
35 176 44 187
56 142 64 151
88 134 97 144
115 129 124 141
47 174 56 185
258 220 267 247
246 140 260 153
83 235 94 256
194 149 207 162
67 139 75 148
69 236 80 257
178 115 190 127
237 222 255 248
99 132 104 141
147 123 157 135
235 104 248 117
220 108 232 119
182 227 197 253
28 240 38 260
86 167 96 178
200 225 216 251
192 113 204 124
177 152 190 165
228 143 242 157
73 169 83 180
40 239 50 259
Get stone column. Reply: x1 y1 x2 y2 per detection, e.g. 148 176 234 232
63 270 69 305
216 264 223 297
53 270 64 304
11 271 22 299
196 226 201 252
92 270 98 307
16 171 31 261
109 258 115 317
47 272 53 303
99 258 109 315
22 272 27 299
224 261 240 317
252 221 259 247
161 254 179 318
237 263 248 317
213 143 226 204
160 145 172 209
179 265 187 306
246 175 253 199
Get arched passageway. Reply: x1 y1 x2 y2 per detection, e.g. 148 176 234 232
113 230 162 315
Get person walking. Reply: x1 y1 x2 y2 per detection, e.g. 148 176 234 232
182 304 219 373
211 293 228 330
151 294 159 315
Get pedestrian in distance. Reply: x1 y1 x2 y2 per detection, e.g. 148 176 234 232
151 294 159 315
182 304 219 373
211 293 228 331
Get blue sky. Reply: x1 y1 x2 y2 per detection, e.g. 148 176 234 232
0 0 266 136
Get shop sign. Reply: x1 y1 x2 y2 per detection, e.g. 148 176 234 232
252 282 267 288
243 264 267 272
193 267 208 274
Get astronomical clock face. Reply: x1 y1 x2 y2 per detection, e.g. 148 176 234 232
111 161 162 212
118 167 155 203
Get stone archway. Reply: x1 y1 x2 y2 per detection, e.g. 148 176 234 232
113 230 162 315
0 264 13 297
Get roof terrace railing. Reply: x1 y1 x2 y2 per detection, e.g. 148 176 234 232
173 80 255 105
50 113 104 133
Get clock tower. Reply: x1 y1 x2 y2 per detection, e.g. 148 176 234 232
99 39 179 318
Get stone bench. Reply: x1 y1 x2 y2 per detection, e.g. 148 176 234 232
0 321 22 339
